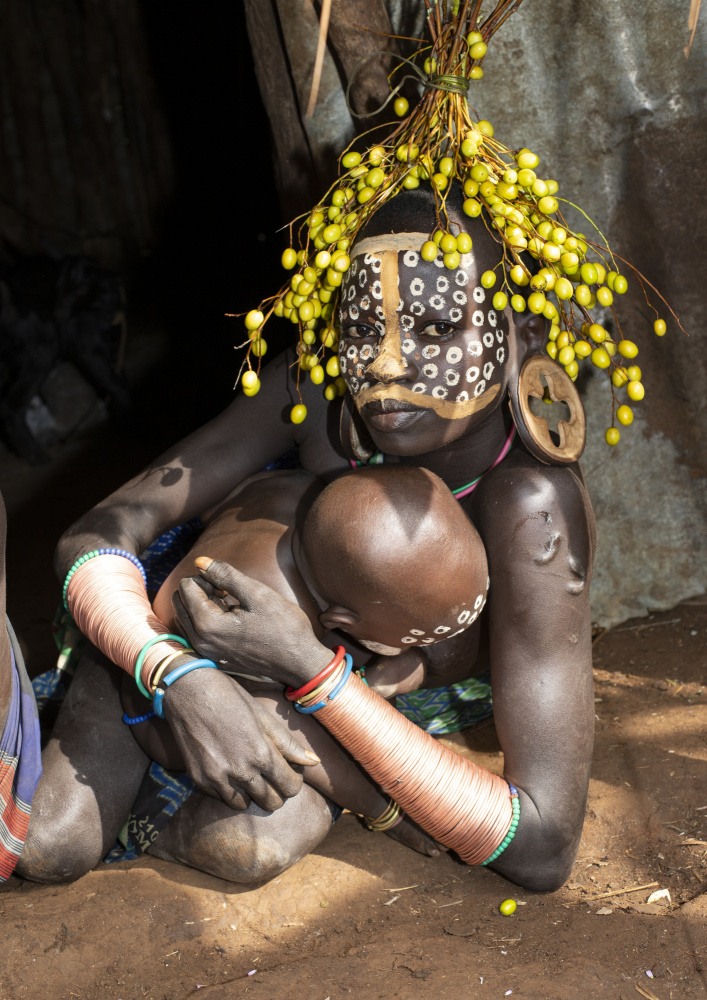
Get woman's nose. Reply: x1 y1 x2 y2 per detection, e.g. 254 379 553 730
366 331 413 383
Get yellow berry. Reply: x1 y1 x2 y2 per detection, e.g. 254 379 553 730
324 384 337 401
456 232 472 254
546 341 558 359
290 404 307 424
395 143 419 163
543 301 558 321
627 365 642 381
548 325 560 342
439 233 457 253
470 163 489 183
509 264 529 287
245 309 264 331
493 291 508 310
477 120 494 137
588 324 606 343
654 318 666 336
325 356 340 378
575 284 591 307
580 263 597 285
310 365 325 385
463 198 482 218
538 196 559 215
466 30 483 45
481 270 497 289
555 277 573 300
617 340 638 358
394 96 409 117
627 380 644 401
496 181 517 201
591 347 610 369
320 327 337 349
443 250 460 269
421 241 438 262
470 66 484 80
556 331 570 349
511 294 526 312
517 169 536 187
574 340 592 358
242 370 259 390
302 329 316 345
281 249 297 270
402 174 420 190
499 899 517 917
516 149 539 169
251 337 267 357
461 137 478 158
561 252 579 272
470 41 487 59
564 360 579 378
605 427 620 446
335 376 347 395
542 242 562 262
613 275 628 294
341 151 362 169
332 254 350 272
612 368 629 387
596 286 613 307
438 157 455 178
617 405 633 425
528 291 547 315
368 145 386 166
546 179 559 195
558 345 575 366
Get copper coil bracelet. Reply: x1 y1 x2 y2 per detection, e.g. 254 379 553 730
295 659 519 866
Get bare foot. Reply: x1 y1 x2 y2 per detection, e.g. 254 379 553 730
383 814 447 857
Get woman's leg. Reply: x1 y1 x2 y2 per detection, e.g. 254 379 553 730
17 649 150 884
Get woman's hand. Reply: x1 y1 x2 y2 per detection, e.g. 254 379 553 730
162 667 320 811
172 557 333 689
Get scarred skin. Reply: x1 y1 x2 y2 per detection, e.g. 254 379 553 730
18 195 595 892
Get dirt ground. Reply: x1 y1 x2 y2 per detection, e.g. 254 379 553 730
1 599 706 1000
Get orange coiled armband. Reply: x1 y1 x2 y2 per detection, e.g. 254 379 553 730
296 659 517 866
64 553 190 695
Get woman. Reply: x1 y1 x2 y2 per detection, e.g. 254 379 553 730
18 186 595 892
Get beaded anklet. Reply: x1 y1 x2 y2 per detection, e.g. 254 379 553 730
480 783 520 866
62 548 147 612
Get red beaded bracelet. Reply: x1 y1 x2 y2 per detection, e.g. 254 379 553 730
285 646 346 702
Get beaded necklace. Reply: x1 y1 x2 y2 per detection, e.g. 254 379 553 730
350 424 516 500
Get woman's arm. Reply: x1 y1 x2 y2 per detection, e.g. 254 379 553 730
475 456 596 891
55 349 331 577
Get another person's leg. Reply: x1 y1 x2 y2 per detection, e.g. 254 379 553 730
17 648 150 884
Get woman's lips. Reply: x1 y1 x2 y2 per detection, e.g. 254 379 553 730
363 397 426 432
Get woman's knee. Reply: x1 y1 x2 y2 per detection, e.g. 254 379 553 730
16 802 105 884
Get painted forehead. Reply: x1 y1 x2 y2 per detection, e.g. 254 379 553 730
398 576 490 647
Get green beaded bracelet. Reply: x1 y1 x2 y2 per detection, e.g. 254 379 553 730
62 550 101 611
134 634 191 700
480 784 521 867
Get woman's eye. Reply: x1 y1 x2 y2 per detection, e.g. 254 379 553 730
420 322 456 339
345 324 378 339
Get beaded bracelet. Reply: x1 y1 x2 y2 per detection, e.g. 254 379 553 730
62 548 147 612
285 646 346 702
122 711 156 726
294 654 353 714
153 658 218 718
480 783 520 866
134 634 192 700
364 799 404 832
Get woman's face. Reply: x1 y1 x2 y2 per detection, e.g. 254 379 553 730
337 228 511 456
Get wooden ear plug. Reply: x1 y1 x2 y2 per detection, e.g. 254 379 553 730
511 355 586 465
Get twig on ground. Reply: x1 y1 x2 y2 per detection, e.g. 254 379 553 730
586 881 659 901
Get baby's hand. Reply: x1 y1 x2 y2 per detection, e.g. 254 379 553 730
365 648 427 700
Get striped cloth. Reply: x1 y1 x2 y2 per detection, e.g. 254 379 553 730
1 619 42 881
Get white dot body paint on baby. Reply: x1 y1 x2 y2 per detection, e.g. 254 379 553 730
337 232 508 419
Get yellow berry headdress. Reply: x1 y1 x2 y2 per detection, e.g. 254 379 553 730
236 0 683 444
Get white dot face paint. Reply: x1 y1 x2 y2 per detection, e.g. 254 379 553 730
474 593 485 610
434 625 451 635
458 610 470 624
338 241 509 409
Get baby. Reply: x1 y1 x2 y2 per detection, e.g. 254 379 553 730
123 464 489 852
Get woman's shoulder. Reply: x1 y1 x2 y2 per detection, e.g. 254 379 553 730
472 444 596 568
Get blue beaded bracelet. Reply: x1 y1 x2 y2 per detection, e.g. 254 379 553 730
62 547 147 612
480 783 520 866
153 659 218 718
122 711 156 726
294 655 353 714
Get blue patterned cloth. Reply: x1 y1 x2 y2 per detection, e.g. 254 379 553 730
396 671 493 735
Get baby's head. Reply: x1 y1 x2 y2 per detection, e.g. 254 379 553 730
297 465 489 654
